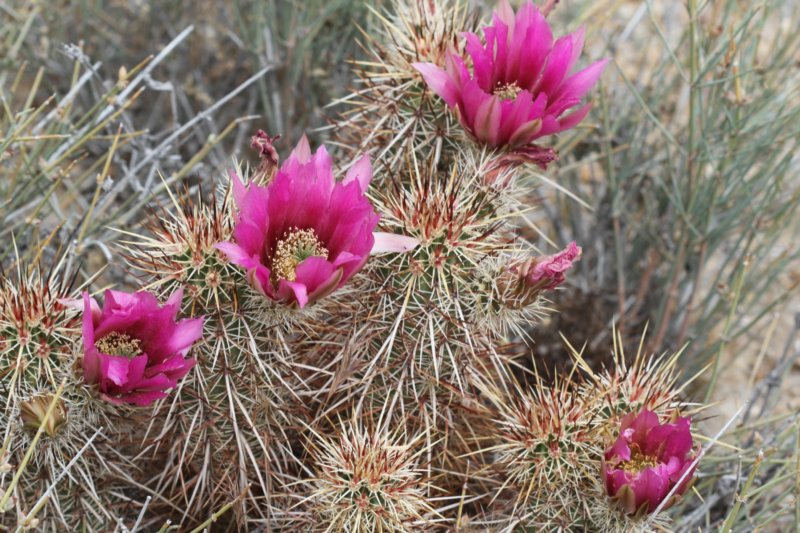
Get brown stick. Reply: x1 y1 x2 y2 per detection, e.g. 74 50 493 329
629 249 659 321
650 243 687 352
613 216 627 334
542 0 560 16
676 240 707 347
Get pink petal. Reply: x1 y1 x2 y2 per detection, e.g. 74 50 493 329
106 390 168 406
247 264 274 299
231 220 267 258
103 289 146 311
606 467 633 500
605 436 632 463
119 353 149 390
294 256 346 303
463 33 493 92
495 0 515 27
99 353 132 388
629 466 671 513
276 279 309 308
566 26 587 72
508 118 543 147
535 33 576 96
413 62 459 107
147 355 196 380
505 2 538 82
83 348 101 385
516 10 553 90
371 232 420 253
165 286 184 310
307 270 344 302
291 256 337 299
343 155 373 192
230 169 247 206
235 182 271 237
331 250 362 269
128 372 177 393
553 58 609 105
64 295 101 323
291 134 312 164
473 95 502 145
555 102 593 133
214 241 258 269
447 51 471 90
497 90 535 144
330 251 366 287
81 292 97 345
311 145 335 190
626 410 660 441
168 317 205 357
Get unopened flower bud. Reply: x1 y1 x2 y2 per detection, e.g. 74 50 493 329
484 145 558 186
250 129 281 183
20 394 68 438
499 242 581 308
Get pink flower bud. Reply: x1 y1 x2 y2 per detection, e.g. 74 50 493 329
250 129 280 181
525 241 581 291
498 242 581 309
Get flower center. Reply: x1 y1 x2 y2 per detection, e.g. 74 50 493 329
621 450 660 474
493 82 523 101
95 332 142 358
271 227 329 283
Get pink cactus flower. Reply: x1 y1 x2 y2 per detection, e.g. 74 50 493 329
603 410 697 515
216 136 418 308
81 289 203 406
413 0 608 149
526 241 581 291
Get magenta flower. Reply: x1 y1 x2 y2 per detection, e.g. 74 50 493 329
81 289 203 406
603 410 697 515
413 0 608 149
216 136 418 308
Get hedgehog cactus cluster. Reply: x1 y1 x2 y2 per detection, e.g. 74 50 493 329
1 1 708 531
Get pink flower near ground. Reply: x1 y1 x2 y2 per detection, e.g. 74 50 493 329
603 410 697 515
413 0 608 149
81 289 203 406
216 135 418 308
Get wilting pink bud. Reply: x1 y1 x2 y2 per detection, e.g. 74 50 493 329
216 136 418 308
525 241 581 291
603 410 697 515
251 129 280 181
413 0 608 152
81 289 203 406
485 145 558 185
498 241 580 308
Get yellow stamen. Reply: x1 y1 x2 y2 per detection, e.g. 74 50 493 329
271 227 329 283
621 450 660 474
95 332 142 357
494 82 523 101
